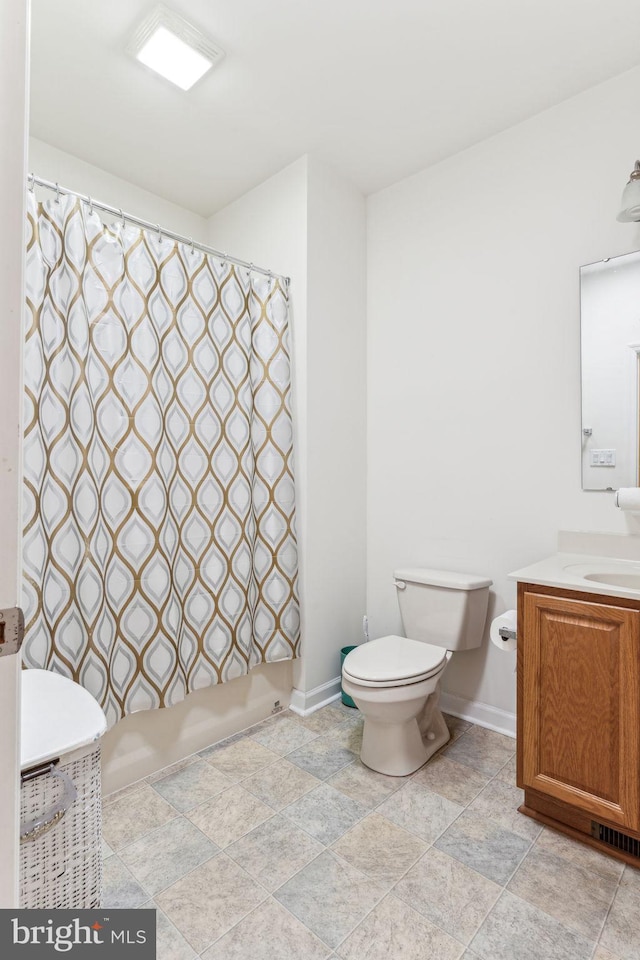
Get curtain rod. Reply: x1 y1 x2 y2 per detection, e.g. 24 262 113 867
28 174 290 287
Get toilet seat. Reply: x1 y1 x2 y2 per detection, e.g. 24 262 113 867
342 635 448 688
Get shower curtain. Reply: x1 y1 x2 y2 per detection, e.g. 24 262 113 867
22 192 299 727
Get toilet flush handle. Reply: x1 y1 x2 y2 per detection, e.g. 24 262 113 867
394 579 407 590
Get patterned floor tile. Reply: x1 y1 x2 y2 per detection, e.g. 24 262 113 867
435 809 531 886
102 783 177 851
198 732 246 759
507 844 618 942
330 812 428 886
394 847 501 945
288 737 355 779
225 814 324 891
242 757 320 810
325 718 364 754
443 726 515 777
187 784 273 848
246 712 291 734
377 780 464 844
119 817 218 897
412 755 491 806
534 827 625 883
621 864 640 888
274 850 386 949
201 898 331 960
102 855 148 909
495 754 517 786
467 779 541 841
151 759 232 813
336 893 463 960
249 717 318 755
156 854 267 954
470 891 595 960
202 738 279 782
142 901 197 960
334 699 360 715
327 761 407 809
593 948 623 960
442 713 472 741
103 780 147 806
293 706 349 734
146 757 197 785
598 867 640 959
284 782 368 845
99 716 640 960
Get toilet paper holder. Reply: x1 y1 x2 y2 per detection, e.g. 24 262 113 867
498 627 516 642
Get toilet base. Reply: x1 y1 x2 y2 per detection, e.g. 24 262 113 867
360 700 451 777
342 671 452 777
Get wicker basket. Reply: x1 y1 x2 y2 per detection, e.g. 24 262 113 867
20 743 103 909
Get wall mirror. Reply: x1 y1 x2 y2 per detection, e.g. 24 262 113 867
581 250 640 490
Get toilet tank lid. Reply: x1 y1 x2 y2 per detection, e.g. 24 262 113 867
394 568 492 590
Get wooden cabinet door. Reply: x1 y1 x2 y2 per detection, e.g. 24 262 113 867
522 592 640 831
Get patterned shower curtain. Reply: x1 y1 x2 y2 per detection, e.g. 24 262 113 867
22 192 299 727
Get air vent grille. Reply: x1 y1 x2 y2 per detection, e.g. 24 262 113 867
591 821 640 859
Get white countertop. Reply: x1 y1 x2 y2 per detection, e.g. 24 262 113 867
509 553 640 602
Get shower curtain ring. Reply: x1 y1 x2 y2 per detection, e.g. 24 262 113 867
87 195 93 215
157 223 162 243
189 237 195 256
119 208 125 229
28 173 35 193
55 182 60 204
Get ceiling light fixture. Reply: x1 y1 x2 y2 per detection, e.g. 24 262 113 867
617 161 640 222
127 5 225 91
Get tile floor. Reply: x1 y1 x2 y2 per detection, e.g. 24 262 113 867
101 703 639 960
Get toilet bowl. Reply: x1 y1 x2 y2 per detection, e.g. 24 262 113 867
342 636 452 775
342 568 491 776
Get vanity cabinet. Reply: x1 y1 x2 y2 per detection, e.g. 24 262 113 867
517 583 640 857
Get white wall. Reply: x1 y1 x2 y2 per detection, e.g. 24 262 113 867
209 155 367 710
29 137 208 241
367 66 640 724
303 156 367 696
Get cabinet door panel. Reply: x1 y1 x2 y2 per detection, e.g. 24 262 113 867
522 593 640 830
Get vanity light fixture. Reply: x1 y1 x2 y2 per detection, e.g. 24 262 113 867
127 5 225 91
617 161 640 222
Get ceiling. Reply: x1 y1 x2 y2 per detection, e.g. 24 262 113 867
30 0 640 217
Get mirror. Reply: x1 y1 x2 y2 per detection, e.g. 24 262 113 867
580 250 640 490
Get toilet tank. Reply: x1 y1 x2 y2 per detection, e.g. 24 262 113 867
394 568 492 651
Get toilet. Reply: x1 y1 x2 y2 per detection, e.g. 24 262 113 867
342 568 492 776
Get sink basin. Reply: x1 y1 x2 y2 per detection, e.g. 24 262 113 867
563 559 640 593
583 572 640 589
509 553 640 599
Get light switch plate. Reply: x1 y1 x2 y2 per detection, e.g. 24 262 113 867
589 449 616 467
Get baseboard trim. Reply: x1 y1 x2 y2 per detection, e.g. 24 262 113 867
289 677 342 716
440 691 516 739
288 680 515 736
